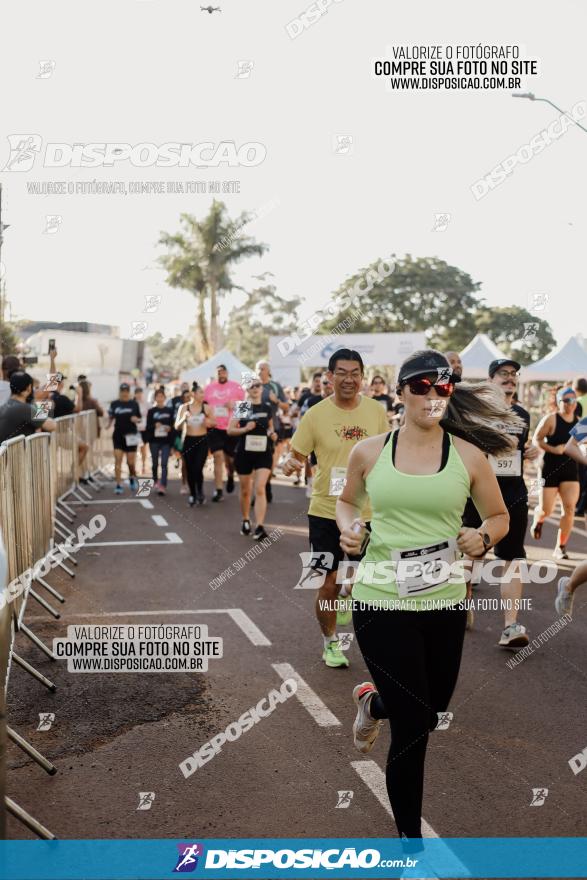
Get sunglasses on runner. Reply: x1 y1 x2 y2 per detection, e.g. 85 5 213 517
405 377 454 397
249 383 262 389
562 397 576 404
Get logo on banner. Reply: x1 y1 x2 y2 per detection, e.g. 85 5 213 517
173 843 204 873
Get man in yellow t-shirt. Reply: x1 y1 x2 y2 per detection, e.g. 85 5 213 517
283 349 388 668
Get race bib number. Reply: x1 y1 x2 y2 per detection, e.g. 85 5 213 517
489 450 522 476
214 405 228 418
154 424 168 438
392 539 458 597
124 433 140 447
329 466 347 496
245 434 268 452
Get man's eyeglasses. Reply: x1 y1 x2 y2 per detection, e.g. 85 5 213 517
496 369 519 379
334 370 362 379
405 378 454 398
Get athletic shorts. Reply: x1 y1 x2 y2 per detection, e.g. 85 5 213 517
541 455 579 488
309 451 317 467
113 433 139 453
140 430 149 444
207 428 238 456
308 514 371 574
234 449 273 475
462 494 528 560
278 425 293 441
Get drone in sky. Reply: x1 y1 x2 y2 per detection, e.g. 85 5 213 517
201 5 221 12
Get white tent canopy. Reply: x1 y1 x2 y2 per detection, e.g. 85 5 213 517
521 335 587 382
458 333 510 379
180 349 253 386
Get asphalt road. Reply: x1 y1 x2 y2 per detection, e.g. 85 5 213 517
5 464 587 874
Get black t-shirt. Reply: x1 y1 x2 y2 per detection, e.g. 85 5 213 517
50 391 74 418
300 393 322 415
372 393 394 412
236 402 272 452
146 405 174 443
495 403 530 499
297 388 313 409
0 399 44 443
109 399 141 436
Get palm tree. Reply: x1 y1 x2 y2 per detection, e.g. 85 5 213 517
158 201 268 358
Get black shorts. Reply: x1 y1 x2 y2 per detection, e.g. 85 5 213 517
308 514 371 573
207 428 238 456
309 451 317 467
235 449 273 475
462 494 528 560
278 425 293 441
140 430 149 444
113 433 140 453
541 455 579 488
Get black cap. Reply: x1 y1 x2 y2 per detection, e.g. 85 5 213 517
398 351 461 385
10 371 34 394
119 382 131 391
488 358 521 378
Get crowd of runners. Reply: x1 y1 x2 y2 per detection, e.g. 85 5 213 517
103 347 587 847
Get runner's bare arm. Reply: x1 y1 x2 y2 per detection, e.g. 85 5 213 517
454 438 510 556
174 404 187 429
533 413 561 453
337 436 385 554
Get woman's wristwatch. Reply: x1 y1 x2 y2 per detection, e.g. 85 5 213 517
476 531 492 557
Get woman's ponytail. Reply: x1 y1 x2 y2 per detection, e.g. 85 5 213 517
441 382 524 455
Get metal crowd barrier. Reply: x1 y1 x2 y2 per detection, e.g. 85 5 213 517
0 410 109 840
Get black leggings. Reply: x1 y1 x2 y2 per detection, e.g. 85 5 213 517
353 606 467 839
182 435 208 496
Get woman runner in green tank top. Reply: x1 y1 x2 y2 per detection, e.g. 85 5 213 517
335 349 523 846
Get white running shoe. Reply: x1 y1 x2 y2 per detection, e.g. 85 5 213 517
555 576 574 618
498 623 529 649
352 682 383 754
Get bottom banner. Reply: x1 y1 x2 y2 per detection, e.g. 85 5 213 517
0 837 586 879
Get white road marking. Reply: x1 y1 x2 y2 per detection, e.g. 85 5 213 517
26 608 270 646
68 498 155 509
152 515 168 527
272 663 341 727
73 532 183 548
351 760 471 875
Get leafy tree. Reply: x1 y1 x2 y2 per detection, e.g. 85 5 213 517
473 306 556 365
158 201 268 358
145 331 198 377
224 283 302 366
0 320 19 358
323 254 483 350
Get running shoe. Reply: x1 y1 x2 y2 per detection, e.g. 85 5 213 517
253 525 268 541
240 519 252 536
114 484 123 495
322 640 349 668
226 474 235 494
336 598 353 627
188 495 195 507
553 545 569 560
530 518 543 541
179 485 189 495
197 492 206 506
555 576 574 617
129 477 138 492
157 484 166 496
293 475 301 486
212 489 223 503
498 623 529 649
265 482 273 503
352 682 383 753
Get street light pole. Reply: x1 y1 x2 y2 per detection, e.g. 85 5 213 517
512 92 587 135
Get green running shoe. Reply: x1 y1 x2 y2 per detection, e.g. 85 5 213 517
322 640 349 668
336 597 353 627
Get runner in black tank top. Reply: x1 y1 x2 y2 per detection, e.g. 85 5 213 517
531 387 579 559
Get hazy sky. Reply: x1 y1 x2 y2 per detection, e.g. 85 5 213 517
1 0 585 353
